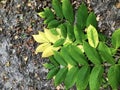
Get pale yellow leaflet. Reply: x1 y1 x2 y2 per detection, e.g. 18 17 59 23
42 46 60 57
35 43 51 54
32 31 49 43
44 28 60 43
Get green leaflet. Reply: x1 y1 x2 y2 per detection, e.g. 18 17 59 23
47 67 59 79
48 20 60 29
58 24 67 38
50 28 59 35
38 8 54 19
66 22 75 41
108 65 120 90
52 0 63 18
98 42 115 64
54 67 68 86
98 42 112 55
62 0 74 24
64 67 79 89
89 65 104 90
76 2 88 30
112 29 120 49
44 16 54 24
54 51 67 66
43 63 54 69
43 8 55 24
68 45 88 65
87 25 99 48
49 56 59 66
86 12 97 28
76 66 90 90
53 38 65 47
74 25 85 44
38 11 46 18
83 41 102 64
60 46 77 66
44 8 54 18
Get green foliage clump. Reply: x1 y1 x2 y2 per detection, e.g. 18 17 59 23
33 0 120 90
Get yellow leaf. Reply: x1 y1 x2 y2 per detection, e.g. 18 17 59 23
42 46 60 57
44 28 59 43
35 43 51 54
32 31 49 43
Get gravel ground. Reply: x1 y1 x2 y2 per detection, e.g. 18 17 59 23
0 0 120 90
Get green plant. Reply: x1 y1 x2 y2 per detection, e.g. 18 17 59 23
33 0 120 90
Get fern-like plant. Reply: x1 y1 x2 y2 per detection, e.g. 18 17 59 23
33 0 120 90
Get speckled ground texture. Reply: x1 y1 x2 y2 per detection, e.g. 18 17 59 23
0 0 120 90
